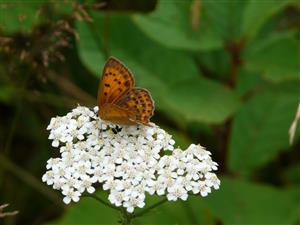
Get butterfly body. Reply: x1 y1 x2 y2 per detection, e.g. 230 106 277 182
98 57 154 126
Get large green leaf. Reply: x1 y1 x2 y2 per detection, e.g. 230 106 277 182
76 13 239 124
194 48 231 80
242 0 291 39
76 21 106 76
202 0 247 41
167 78 239 123
245 32 300 82
229 82 300 176
235 70 264 97
204 177 300 225
132 0 222 51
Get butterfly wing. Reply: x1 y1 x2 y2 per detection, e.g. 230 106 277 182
98 57 135 107
116 88 155 125
98 103 137 125
98 57 154 126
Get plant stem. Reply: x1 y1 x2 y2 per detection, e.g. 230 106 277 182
86 194 120 211
89 194 169 224
133 198 168 218
121 208 132 225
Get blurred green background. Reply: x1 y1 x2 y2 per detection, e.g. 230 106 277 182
0 0 300 224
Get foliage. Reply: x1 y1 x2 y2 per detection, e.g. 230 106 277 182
0 0 299 225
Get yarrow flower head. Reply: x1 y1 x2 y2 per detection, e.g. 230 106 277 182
43 106 220 213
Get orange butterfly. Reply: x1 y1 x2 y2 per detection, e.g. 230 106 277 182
98 57 154 126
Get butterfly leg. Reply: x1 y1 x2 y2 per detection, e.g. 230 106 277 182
99 121 103 140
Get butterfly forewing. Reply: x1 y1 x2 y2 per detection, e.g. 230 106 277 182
98 57 135 106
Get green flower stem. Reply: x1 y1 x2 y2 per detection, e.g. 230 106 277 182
87 195 133 225
86 194 121 211
133 197 168 218
89 194 169 224
121 208 132 225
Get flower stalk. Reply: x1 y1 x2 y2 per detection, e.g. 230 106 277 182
133 198 168 218
121 208 132 225
85 194 120 211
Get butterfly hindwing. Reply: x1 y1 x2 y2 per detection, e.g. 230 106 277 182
116 88 154 125
98 57 135 107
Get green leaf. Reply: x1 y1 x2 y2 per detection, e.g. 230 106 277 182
235 69 264 97
195 48 231 80
134 195 215 225
76 21 106 76
132 0 222 51
202 0 247 41
204 177 300 225
47 193 119 225
285 165 300 184
0 1 44 33
76 13 239 124
242 0 291 39
167 78 239 124
229 82 300 176
245 32 300 82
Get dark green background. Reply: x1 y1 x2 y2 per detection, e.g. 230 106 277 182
0 0 299 224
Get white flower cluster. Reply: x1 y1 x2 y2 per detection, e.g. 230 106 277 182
43 106 220 213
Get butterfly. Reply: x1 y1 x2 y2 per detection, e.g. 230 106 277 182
97 57 154 126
